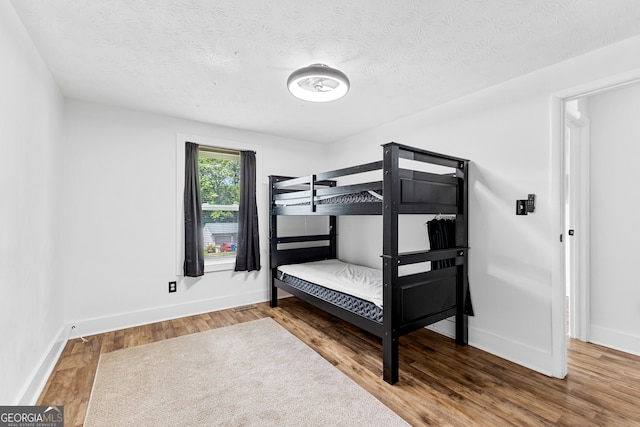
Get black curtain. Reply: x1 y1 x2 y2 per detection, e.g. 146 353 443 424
235 151 261 272
427 218 474 316
184 142 204 277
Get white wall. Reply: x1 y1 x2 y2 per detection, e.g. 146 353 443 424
328 35 640 376
0 3 65 404
61 100 327 335
588 82 640 354
332 96 556 373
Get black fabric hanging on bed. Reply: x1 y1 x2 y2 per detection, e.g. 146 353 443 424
427 218 456 269
427 218 474 316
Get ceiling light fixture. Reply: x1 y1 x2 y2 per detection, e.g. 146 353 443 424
287 63 350 102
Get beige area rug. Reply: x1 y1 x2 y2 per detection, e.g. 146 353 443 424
84 318 408 426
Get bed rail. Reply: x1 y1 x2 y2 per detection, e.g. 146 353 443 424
270 142 467 216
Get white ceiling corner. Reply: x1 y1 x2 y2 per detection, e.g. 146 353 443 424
10 0 640 143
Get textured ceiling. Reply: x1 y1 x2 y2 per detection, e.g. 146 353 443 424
10 0 640 143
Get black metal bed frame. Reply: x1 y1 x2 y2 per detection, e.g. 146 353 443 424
269 142 469 384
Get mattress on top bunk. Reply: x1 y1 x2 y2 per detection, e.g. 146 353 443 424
277 259 383 307
274 190 382 207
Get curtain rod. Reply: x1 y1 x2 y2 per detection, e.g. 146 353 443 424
191 143 256 155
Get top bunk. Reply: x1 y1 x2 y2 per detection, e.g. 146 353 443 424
270 142 469 216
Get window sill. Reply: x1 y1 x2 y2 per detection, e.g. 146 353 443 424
204 258 236 273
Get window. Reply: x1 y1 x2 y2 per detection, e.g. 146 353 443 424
176 134 262 275
199 147 240 260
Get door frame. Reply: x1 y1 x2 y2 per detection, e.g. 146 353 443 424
563 105 590 341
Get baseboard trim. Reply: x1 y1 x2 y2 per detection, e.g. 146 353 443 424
427 318 456 339
470 326 555 377
428 318 556 377
67 290 269 338
590 325 640 356
17 325 69 405
18 291 269 404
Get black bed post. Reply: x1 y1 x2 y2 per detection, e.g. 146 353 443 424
269 176 278 307
382 143 400 384
455 160 469 345
329 215 337 259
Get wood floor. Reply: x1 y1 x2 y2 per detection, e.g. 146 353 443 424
38 298 640 426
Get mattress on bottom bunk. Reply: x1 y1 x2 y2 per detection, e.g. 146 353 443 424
274 190 382 207
277 259 383 323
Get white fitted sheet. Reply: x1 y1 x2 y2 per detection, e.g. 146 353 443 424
278 259 383 307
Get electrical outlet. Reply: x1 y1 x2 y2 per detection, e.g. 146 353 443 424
168 281 177 293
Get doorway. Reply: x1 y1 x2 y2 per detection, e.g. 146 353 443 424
562 80 640 356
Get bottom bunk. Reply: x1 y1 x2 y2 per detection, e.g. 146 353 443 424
270 258 468 384
277 262 383 323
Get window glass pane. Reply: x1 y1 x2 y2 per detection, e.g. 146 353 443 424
199 147 240 258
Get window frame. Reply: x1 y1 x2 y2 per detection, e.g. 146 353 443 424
176 133 262 274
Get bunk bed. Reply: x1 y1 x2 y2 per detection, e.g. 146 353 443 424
269 142 470 384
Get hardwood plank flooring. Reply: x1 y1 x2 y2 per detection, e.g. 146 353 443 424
38 298 640 426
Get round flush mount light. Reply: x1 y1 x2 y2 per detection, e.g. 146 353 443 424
287 63 350 102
